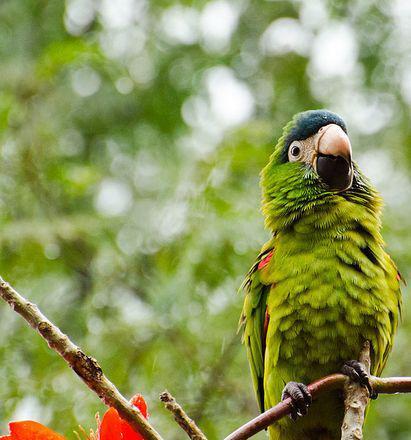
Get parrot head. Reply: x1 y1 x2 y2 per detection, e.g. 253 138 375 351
281 110 352 192
261 109 379 231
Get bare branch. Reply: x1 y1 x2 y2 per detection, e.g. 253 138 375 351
224 374 346 440
160 391 208 440
341 341 371 440
372 376 411 393
224 372 411 440
0 277 163 440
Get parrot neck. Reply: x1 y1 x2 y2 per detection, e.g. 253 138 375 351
261 165 383 236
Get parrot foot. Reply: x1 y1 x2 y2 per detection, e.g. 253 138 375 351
281 381 312 421
341 360 378 399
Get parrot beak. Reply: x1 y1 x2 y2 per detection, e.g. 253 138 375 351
313 124 353 192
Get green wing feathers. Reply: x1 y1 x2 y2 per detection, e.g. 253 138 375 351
239 245 273 412
373 253 403 376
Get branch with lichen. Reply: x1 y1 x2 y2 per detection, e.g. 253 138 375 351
0 277 164 440
160 391 207 440
224 369 411 440
341 341 371 440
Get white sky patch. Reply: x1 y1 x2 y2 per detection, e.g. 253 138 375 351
340 91 395 135
299 0 328 30
357 149 391 188
260 18 311 56
133 150 160 192
161 5 199 45
238 47 261 77
71 66 101 97
400 64 411 106
207 285 235 315
52 373 72 394
310 22 358 78
357 149 411 208
205 66 255 127
255 77 275 109
390 0 411 35
178 130 222 158
156 201 188 242
128 51 155 85
110 287 154 326
64 0 95 36
99 0 145 29
181 95 211 129
100 27 146 59
44 242 61 260
200 0 240 53
58 129 85 156
12 396 51 424
95 178 133 216
115 76 134 94
116 225 143 255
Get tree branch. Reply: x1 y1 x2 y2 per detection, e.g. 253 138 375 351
0 277 163 440
341 341 371 440
160 391 208 440
224 372 411 440
2 274 411 440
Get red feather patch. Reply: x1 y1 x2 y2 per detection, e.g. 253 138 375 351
258 251 273 270
262 307 270 358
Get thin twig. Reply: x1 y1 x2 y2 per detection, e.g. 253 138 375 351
160 390 208 440
341 341 371 440
224 372 411 440
0 277 163 440
372 376 411 393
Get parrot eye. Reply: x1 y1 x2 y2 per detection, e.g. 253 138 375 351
288 141 303 162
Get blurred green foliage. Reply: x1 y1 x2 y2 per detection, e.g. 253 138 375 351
0 0 410 439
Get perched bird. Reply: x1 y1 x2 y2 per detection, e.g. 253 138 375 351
239 110 402 440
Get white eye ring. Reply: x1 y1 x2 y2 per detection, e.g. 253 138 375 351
288 141 303 162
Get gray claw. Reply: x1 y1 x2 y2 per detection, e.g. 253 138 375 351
281 381 312 421
342 360 376 399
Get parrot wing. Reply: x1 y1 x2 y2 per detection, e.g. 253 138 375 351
239 242 274 413
375 255 403 376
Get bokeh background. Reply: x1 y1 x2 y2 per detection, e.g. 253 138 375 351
0 0 410 438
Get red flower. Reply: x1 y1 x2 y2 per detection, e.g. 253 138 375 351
98 394 148 440
0 394 148 440
0 420 65 440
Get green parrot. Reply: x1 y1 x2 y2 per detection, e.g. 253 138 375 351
239 110 402 440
